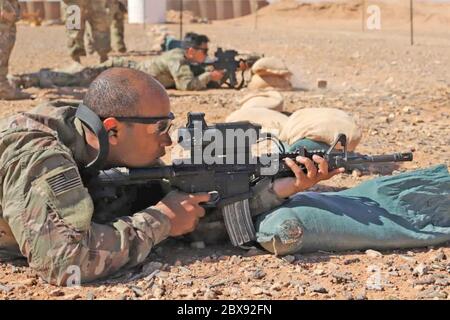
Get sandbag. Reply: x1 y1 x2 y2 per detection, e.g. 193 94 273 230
252 57 292 77
238 90 284 112
248 74 293 91
225 108 288 136
255 165 450 255
279 108 362 151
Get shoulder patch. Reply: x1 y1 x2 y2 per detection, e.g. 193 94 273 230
46 168 83 196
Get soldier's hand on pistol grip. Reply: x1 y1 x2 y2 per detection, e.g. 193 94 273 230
154 191 210 237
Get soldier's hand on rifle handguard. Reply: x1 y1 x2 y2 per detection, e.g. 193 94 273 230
272 155 345 199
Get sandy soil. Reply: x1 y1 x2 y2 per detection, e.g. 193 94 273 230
0 0 449 300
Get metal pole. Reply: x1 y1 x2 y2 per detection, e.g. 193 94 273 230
410 0 414 45
252 0 258 30
361 0 365 32
143 0 146 31
180 0 183 40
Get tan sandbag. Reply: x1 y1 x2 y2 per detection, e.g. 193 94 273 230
226 108 289 136
279 108 362 151
248 74 292 91
252 57 292 77
239 90 284 112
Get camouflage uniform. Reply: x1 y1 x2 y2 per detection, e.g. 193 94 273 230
62 0 113 62
85 0 127 54
12 48 213 91
0 102 286 284
109 0 127 53
0 0 29 100
136 48 212 90
0 103 171 284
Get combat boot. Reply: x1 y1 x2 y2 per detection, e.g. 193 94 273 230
0 81 32 100
99 53 109 63
7 74 40 89
70 48 87 63
70 53 81 63
116 46 127 53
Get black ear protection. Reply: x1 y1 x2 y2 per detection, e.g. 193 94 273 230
75 103 109 170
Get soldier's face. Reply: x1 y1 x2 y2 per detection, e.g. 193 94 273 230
112 93 173 167
188 43 209 64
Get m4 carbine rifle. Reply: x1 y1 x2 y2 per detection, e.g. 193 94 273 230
89 113 413 246
203 48 261 89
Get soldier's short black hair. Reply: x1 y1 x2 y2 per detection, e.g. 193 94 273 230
83 68 164 118
183 32 198 40
183 33 210 49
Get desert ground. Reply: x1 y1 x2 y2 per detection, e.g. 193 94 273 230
0 0 449 300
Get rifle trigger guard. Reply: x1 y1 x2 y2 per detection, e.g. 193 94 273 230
201 191 220 208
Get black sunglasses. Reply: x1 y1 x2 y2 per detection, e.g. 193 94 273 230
102 112 175 134
110 112 175 124
194 47 209 54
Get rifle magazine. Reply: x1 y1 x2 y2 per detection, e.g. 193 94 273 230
222 199 256 246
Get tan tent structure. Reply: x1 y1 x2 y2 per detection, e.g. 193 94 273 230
20 0 269 22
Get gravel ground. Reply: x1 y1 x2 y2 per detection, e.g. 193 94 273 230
0 0 449 300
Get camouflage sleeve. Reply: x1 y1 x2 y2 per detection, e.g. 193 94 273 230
0 0 20 24
168 60 212 91
249 178 288 217
1 138 171 285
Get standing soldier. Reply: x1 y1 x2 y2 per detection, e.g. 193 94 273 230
85 0 127 54
62 0 112 63
0 0 30 100
110 0 127 53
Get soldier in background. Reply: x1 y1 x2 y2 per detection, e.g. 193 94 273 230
85 0 127 55
62 0 113 63
110 0 127 53
11 34 225 91
0 0 30 100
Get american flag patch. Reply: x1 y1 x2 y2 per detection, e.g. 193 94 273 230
46 168 83 196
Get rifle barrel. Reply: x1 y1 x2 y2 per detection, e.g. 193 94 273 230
346 152 413 164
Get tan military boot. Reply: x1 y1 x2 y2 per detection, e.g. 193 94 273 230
70 48 87 63
99 53 109 63
7 74 40 89
0 81 32 100
70 53 82 64
115 44 127 53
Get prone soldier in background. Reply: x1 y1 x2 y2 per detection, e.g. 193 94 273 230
10 33 226 91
